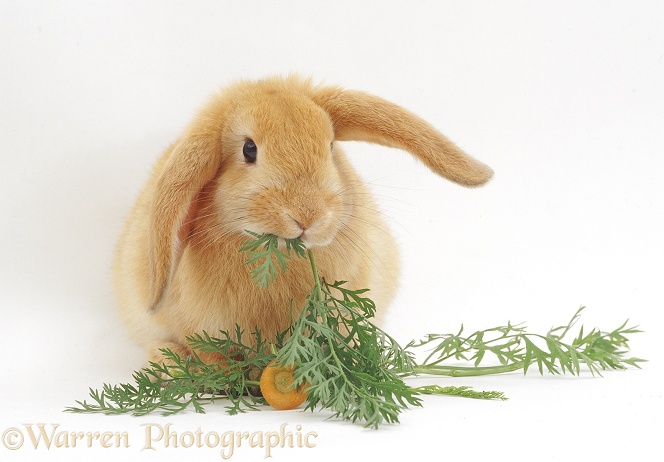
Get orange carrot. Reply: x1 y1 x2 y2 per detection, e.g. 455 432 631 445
260 360 309 410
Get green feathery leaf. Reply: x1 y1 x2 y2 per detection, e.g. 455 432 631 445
67 233 645 429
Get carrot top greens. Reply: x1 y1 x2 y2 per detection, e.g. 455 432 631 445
66 234 645 428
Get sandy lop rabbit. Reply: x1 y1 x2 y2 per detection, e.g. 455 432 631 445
113 76 493 364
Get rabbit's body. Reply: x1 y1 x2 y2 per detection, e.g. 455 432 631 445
113 76 492 364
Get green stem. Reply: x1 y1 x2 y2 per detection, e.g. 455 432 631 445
408 362 525 377
409 385 507 400
422 333 522 366
307 249 324 302
303 248 368 402
169 372 262 389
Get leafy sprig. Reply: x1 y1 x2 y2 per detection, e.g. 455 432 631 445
239 231 306 287
276 277 421 428
406 306 645 378
66 327 277 416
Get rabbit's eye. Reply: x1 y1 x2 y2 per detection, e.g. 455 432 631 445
243 140 257 163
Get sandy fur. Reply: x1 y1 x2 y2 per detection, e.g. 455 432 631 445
113 76 492 364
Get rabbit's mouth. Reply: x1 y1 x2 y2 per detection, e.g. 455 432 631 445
298 232 335 249
289 211 337 248
240 209 339 249
239 203 340 249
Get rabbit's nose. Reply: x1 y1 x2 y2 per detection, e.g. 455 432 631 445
289 213 319 232
288 203 329 233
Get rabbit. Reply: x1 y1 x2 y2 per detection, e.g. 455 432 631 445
113 75 493 365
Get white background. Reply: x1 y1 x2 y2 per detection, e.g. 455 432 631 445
1 1 662 461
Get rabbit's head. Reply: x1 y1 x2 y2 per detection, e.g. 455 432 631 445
147 76 493 311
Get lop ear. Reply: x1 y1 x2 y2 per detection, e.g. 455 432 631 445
312 87 493 186
148 134 222 312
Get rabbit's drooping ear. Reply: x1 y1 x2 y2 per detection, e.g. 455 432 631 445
312 87 493 187
148 134 222 312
